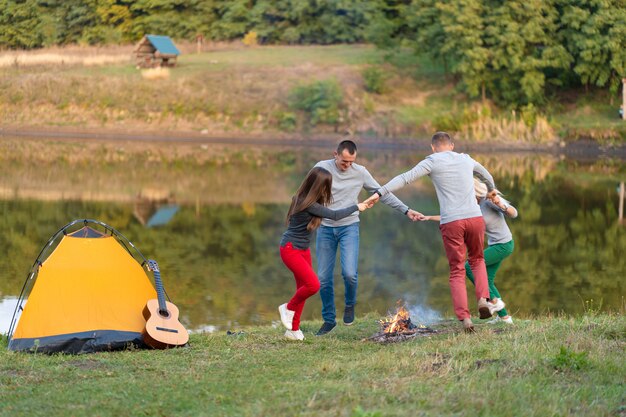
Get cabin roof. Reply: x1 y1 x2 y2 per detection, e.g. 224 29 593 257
145 35 180 56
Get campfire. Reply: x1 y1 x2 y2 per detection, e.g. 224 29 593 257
366 301 438 343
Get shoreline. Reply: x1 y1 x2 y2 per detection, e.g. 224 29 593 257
2 125 626 159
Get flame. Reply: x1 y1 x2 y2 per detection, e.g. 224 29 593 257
380 302 428 335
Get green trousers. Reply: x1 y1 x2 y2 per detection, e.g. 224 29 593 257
465 239 514 318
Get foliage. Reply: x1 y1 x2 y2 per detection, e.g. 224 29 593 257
275 111 297 131
288 79 344 126
558 0 626 95
0 0 44 48
404 0 570 106
246 0 385 45
362 66 387 94
242 30 258 46
395 0 625 107
0 0 387 48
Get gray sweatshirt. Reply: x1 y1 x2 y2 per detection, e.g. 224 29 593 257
379 151 495 225
315 159 409 227
480 197 517 245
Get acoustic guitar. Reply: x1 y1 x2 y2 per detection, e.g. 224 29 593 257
142 259 189 349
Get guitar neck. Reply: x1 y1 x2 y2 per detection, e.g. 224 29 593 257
148 260 168 314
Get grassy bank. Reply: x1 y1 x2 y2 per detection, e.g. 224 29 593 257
1 44 624 143
1 313 624 416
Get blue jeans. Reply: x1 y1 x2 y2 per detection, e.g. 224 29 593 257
316 223 359 324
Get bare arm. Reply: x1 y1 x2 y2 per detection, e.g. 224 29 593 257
486 196 518 218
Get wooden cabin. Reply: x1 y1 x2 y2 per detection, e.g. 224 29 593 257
133 35 180 68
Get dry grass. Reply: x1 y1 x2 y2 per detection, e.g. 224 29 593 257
0 53 130 68
0 44 435 138
460 114 556 143
140 67 170 80
0 45 134 68
0 51 375 135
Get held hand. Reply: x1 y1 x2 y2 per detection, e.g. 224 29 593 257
487 192 508 210
406 209 425 222
490 194 501 205
486 189 499 202
364 193 380 206
357 202 369 212
419 214 440 222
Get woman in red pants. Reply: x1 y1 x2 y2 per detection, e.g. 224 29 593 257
278 167 372 340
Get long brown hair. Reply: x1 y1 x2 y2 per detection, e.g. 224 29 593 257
286 167 333 231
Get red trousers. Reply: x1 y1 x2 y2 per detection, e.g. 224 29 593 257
440 216 490 320
280 242 321 331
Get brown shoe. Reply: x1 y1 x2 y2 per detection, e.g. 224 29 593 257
477 298 492 319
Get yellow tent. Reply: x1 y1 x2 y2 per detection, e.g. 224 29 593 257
8 220 157 353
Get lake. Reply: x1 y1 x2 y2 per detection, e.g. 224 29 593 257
0 136 624 335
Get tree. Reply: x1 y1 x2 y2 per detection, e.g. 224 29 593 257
558 0 626 95
0 0 44 49
405 0 574 106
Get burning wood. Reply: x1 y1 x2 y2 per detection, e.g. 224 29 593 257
380 304 419 334
366 302 438 343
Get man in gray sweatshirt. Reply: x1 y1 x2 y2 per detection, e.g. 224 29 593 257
367 132 503 331
314 139 420 335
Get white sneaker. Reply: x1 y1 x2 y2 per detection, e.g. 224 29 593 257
284 329 304 341
486 315 514 324
278 303 295 330
488 298 506 315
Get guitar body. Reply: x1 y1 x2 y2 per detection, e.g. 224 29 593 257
142 260 189 349
142 299 189 349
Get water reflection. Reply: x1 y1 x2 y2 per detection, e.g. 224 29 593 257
0 137 624 335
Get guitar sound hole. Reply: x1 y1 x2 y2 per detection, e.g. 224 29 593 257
158 309 171 318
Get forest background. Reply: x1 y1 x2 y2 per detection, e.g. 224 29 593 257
1 0 625 142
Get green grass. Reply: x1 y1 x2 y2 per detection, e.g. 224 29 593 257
551 89 626 140
184 44 386 67
68 44 386 78
1 313 624 417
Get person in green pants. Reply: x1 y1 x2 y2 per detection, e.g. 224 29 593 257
464 179 517 323
421 178 518 324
